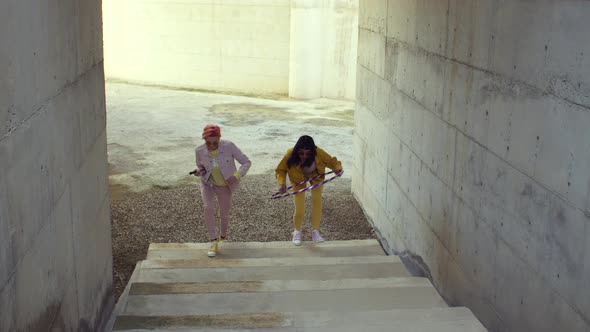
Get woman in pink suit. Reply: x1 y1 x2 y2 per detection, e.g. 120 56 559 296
193 124 251 257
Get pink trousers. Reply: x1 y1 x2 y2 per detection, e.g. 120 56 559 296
200 183 232 240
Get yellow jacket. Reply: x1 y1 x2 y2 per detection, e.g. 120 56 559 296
275 147 342 190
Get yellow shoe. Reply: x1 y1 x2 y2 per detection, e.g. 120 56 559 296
207 240 218 257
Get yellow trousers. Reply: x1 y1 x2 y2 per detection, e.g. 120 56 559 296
293 186 323 230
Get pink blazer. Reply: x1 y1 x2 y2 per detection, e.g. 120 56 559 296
195 140 251 193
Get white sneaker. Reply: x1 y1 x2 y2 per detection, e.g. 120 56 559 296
292 230 302 246
311 229 325 243
207 240 218 257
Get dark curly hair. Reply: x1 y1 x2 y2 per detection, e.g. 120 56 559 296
286 135 317 168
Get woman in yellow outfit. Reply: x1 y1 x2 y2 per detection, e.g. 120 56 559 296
275 135 343 245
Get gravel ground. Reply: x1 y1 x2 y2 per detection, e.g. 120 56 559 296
111 173 376 300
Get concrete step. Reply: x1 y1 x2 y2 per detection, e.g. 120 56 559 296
128 277 433 295
106 261 143 332
114 308 486 331
134 259 410 283
140 255 400 269
147 239 384 260
122 286 448 316
110 240 488 331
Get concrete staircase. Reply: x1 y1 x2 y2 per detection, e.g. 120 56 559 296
110 240 487 331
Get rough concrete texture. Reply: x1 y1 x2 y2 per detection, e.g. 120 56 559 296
0 0 113 330
106 82 355 194
102 0 358 100
127 277 431 294
110 239 486 331
112 308 485 331
124 287 447 316
146 239 383 261
354 0 590 331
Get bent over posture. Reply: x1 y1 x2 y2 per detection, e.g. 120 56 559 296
275 135 342 245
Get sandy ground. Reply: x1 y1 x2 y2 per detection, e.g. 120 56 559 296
106 83 375 300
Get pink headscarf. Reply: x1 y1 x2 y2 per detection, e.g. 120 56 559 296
202 124 221 139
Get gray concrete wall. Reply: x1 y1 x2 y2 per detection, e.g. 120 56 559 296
0 0 113 331
353 1 590 331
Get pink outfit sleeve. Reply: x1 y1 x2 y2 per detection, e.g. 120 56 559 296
230 141 251 178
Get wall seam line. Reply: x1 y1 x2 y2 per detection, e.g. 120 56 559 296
358 62 589 215
0 61 105 143
385 36 590 112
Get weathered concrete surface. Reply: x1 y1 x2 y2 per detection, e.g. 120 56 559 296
134 262 410 284
0 0 113 330
353 0 590 331
128 277 431 295
110 239 486 331
124 287 447 316
147 242 385 260
106 82 355 193
113 308 486 332
139 255 398 269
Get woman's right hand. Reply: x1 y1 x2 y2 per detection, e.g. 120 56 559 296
279 185 287 194
193 168 201 176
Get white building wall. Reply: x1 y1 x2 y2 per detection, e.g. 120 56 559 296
103 0 292 95
103 0 357 99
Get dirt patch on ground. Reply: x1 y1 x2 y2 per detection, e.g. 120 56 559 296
209 103 291 126
110 173 375 300
303 118 352 127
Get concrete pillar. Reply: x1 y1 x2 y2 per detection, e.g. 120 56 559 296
321 0 359 100
289 0 324 99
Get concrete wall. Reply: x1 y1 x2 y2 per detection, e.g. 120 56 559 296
320 0 358 100
353 1 590 331
0 0 113 331
103 0 358 99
